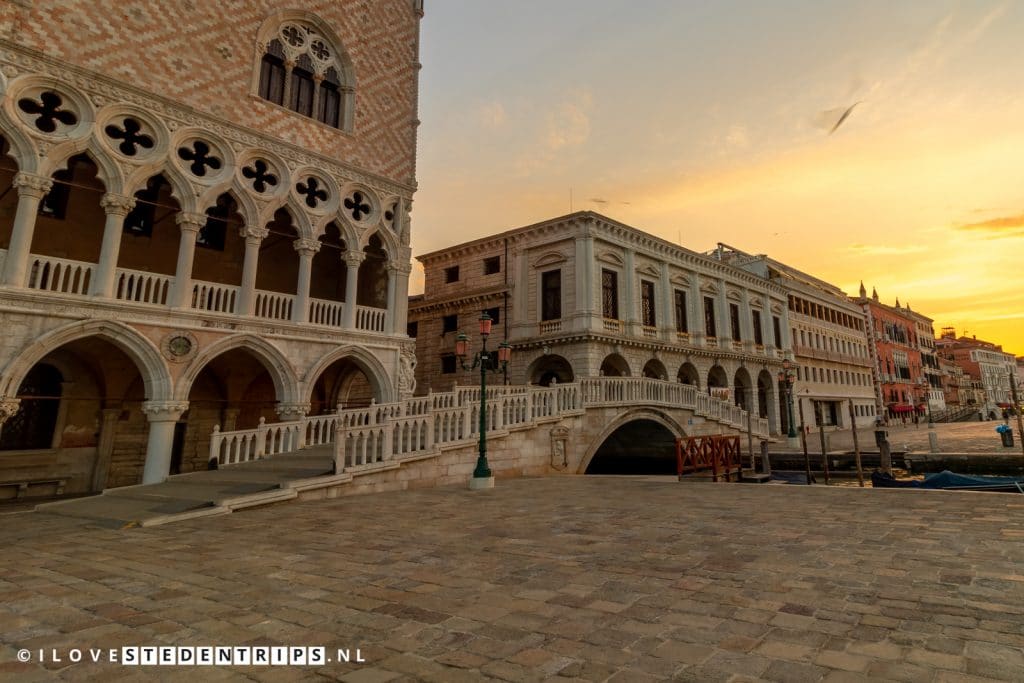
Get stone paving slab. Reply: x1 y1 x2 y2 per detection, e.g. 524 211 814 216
2 476 1024 681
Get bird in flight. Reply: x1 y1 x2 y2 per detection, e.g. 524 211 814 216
827 101 861 135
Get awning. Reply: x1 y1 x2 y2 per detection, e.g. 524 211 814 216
891 405 914 413
997 402 1012 408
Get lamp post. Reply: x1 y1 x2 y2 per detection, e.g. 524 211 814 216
778 359 798 448
455 312 511 490
918 376 934 427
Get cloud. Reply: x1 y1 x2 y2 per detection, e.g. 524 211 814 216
849 243 928 256
546 89 592 150
956 212 1024 238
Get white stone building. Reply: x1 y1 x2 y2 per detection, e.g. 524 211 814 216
0 1 422 498
712 246 876 431
409 212 793 435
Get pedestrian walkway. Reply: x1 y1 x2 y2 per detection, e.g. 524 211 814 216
3 477 1022 681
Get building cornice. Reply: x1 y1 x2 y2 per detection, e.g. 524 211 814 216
408 285 509 313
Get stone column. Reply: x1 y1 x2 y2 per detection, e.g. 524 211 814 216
717 278 729 345
90 194 137 298
169 213 205 309
342 251 365 329
222 408 241 432
780 299 794 355
740 289 754 351
90 408 121 492
237 226 268 317
660 261 673 341
623 248 636 334
2 173 53 287
689 273 705 347
140 401 188 485
392 262 412 335
573 229 594 329
292 238 321 323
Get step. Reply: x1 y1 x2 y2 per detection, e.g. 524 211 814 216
741 471 772 483
35 495 219 528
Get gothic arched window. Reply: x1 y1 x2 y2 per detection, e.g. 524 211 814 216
255 20 355 131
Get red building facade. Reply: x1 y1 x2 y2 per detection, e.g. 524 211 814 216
856 286 925 422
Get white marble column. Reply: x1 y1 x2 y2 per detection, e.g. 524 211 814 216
237 226 268 317
689 274 705 346
342 251 365 329
169 213 205 309
573 228 594 328
717 278 729 344
141 401 188 485
740 289 754 351
292 238 320 323
2 173 53 287
660 262 673 340
91 193 137 298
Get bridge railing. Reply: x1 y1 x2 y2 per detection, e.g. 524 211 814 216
209 376 768 472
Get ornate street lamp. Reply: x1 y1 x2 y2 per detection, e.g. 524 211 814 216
778 359 798 443
455 312 511 489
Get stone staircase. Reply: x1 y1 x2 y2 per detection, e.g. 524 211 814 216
34 446 345 528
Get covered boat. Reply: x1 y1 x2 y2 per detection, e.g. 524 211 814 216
872 470 1024 493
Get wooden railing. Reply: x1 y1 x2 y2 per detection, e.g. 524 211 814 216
676 435 742 482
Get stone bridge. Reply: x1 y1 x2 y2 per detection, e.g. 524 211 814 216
213 376 770 486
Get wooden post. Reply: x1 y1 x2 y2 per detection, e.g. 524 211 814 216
676 437 683 481
746 389 755 474
848 399 864 487
815 402 830 485
798 398 813 485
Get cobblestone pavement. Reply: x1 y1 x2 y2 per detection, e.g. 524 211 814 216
777 420 1024 455
3 477 1024 682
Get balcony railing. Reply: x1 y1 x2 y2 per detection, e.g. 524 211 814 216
539 319 562 334
603 318 623 333
4 250 393 334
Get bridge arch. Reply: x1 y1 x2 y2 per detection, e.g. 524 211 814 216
579 408 686 474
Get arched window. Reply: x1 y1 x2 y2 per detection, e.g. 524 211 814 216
255 20 355 131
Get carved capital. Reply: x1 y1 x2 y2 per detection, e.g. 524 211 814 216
343 250 365 267
293 238 322 254
0 398 22 425
13 172 53 199
101 192 136 217
141 400 189 422
241 226 269 243
176 212 206 233
275 402 310 421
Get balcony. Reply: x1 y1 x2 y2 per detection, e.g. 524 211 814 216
10 250 388 334
602 318 624 334
642 325 658 339
539 319 562 334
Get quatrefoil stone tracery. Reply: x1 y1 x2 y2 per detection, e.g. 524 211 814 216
177 140 222 177
344 191 372 222
17 91 78 133
281 25 306 47
104 118 155 157
242 160 278 193
296 177 328 208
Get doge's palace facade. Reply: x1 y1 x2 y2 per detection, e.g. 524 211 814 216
0 1 422 497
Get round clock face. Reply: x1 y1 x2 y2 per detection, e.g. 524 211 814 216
168 335 193 357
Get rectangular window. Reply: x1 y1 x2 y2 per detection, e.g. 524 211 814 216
289 68 316 117
406 321 418 338
729 303 741 342
440 354 457 374
773 315 782 348
442 314 458 334
601 269 618 319
483 256 501 275
751 310 763 346
483 307 500 325
703 297 717 337
258 54 286 105
444 266 460 283
674 290 688 333
541 269 561 321
317 82 341 128
640 280 656 327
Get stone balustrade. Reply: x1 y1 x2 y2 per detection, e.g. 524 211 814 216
208 376 770 474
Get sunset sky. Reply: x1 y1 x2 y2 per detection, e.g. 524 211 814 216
412 1 1024 356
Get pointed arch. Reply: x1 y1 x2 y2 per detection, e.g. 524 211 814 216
0 116 38 173
198 185 259 230
0 320 172 402
358 226 399 260
43 143 121 194
124 161 196 213
174 334 300 404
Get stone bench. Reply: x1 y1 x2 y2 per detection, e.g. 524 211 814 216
0 478 67 500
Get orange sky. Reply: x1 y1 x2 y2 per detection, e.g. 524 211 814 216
412 1 1024 356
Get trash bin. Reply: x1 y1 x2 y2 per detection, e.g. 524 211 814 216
874 429 888 447
1001 429 1014 447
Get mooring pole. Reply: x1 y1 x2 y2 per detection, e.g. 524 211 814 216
798 397 813 485
815 402 830 485
848 399 864 487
